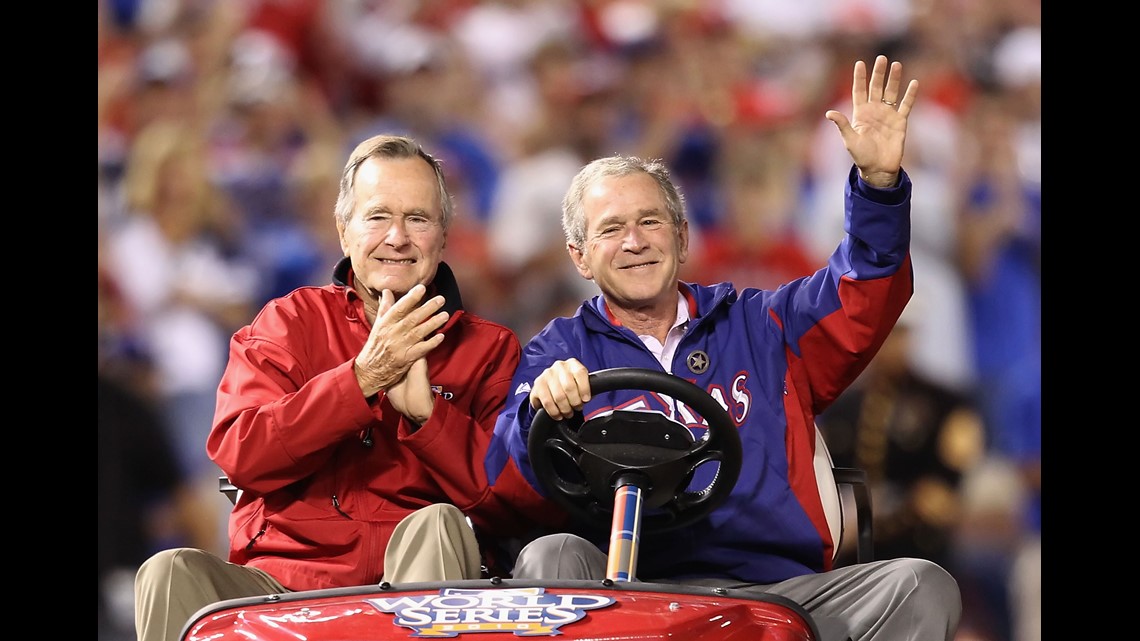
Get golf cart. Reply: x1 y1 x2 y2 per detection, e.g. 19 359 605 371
191 368 871 640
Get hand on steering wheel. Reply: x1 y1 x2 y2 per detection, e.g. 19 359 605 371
528 368 742 532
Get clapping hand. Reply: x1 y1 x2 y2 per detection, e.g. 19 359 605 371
354 284 447 407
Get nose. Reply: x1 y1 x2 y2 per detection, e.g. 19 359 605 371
383 218 411 246
621 224 648 251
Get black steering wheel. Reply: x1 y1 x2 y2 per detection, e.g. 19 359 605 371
528 367 742 532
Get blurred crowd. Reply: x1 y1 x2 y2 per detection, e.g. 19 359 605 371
97 1 1040 640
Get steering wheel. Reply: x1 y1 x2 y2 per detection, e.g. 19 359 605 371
528 367 742 532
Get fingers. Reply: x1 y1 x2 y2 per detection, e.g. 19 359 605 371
870 56 918 113
896 78 919 118
375 284 449 342
380 284 444 324
377 288 395 317
378 285 448 362
354 284 449 397
851 55 900 106
881 59 900 104
529 359 591 420
850 59 868 105
854 55 906 107
843 54 923 113
867 55 889 105
404 331 446 362
841 54 918 120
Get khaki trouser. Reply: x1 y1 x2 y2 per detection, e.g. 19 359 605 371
134 503 481 641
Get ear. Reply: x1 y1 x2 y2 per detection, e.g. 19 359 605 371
568 243 592 280
677 219 690 265
336 218 350 256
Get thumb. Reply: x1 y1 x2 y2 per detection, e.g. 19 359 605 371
825 110 852 136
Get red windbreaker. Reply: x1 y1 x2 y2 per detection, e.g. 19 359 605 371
208 259 560 591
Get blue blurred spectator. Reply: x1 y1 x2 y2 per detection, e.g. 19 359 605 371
949 61 1040 641
341 13 508 318
682 122 817 290
103 120 260 555
207 30 330 303
485 36 621 338
954 85 1040 520
344 17 501 224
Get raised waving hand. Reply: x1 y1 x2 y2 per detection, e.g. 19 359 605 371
825 55 919 188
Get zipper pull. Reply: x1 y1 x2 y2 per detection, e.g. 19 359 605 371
332 495 351 519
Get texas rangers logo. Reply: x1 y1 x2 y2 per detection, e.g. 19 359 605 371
686 350 709 374
367 587 615 637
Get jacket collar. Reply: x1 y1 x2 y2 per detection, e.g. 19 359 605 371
331 256 465 316
583 281 735 334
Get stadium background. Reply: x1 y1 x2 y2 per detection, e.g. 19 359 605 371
97 2 1041 640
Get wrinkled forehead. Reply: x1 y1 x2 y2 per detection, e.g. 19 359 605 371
353 156 442 213
583 173 665 225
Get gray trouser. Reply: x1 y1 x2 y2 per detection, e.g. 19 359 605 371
134 503 481 641
512 534 961 641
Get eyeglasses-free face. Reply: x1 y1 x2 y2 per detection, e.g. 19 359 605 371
569 172 688 313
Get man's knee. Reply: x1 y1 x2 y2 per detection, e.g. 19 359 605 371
416 503 468 527
385 504 482 582
394 504 475 544
135 548 232 641
137 548 218 586
518 534 587 558
514 534 604 580
891 558 962 621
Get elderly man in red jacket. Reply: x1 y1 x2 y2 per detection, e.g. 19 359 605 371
134 134 561 641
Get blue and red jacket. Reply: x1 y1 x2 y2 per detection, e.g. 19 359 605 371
486 166 914 583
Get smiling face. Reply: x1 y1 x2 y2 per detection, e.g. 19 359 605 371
337 156 446 302
569 172 688 314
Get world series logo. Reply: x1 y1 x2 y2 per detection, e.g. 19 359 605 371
367 587 616 637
